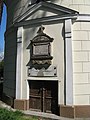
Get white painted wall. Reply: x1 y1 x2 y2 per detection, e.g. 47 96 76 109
22 23 64 104
58 0 90 105
72 21 90 105
59 0 90 105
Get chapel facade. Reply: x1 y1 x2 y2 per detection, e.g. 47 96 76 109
3 0 90 118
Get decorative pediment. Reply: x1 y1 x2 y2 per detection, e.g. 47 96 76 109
13 1 79 24
26 10 57 21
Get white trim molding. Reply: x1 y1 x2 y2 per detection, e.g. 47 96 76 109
76 14 90 22
16 27 23 99
65 19 73 105
27 76 58 81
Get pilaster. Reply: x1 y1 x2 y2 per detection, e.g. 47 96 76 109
16 27 23 99
65 19 73 105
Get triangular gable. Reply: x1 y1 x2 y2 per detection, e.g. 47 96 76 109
26 10 57 21
13 1 78 24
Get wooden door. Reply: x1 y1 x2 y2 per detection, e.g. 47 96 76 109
29 81 58 114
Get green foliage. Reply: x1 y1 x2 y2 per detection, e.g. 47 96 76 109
0 108 38 120
0 108 21 120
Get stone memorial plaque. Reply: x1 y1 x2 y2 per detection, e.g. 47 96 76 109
33 44 49 55
28 66 57 77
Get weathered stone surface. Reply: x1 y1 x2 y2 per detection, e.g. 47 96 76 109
28 66 57 77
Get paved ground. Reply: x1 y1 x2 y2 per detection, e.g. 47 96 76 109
0 100 12 109
24 110 73 120
23 110 90 120
0 100 90 120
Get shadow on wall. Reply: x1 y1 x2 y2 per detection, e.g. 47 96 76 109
0 81 3 100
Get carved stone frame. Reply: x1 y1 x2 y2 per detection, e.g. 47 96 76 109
30 26 54 65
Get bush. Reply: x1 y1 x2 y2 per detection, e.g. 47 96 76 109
0 108 22 120
0 108 38 120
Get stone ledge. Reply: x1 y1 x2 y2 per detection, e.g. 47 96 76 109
60 105 90 118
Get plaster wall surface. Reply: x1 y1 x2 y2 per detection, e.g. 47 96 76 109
59 0 90 105
54 0 90 105
72 21 90 105
22 23 64 104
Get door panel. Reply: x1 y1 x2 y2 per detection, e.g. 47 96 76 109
29 81 58 114
29 89 41 110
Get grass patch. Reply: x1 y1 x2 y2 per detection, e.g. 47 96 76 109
0 108 38 120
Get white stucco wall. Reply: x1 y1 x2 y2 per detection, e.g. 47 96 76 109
71 0 90 105
22 23 64 104
72 21 90 105
58 0 90 105
56 0 90 105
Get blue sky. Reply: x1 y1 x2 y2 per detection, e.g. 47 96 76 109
0 4 7 53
